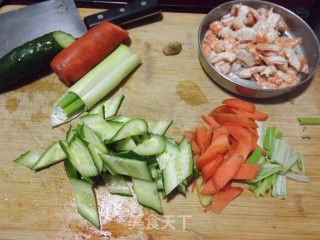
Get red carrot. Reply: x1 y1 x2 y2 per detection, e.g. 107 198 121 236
51 21 129 86
211 154 243 193
202 114 220 128
222 98 256 113
195 126 208 151
211 112 257 128
233 163 260 180
196 134 230 169
211 184 243 214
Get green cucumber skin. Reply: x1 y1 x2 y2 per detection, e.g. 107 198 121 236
0 31 72 90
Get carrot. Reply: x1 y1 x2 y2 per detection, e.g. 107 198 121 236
224 123 255 159
189 99 270 213
202 114 220 128
222 98 256 113
211 154 243 193
201 177 219 195
195 126 208 151
211 112 257 128
233 109 268 121
211 125 229 140
184 131 195 141
233 163 260 180
51 21 129 86
209 104 235 115
201 127 213 153
190 139 201 154
196 134 230 169
211 184 243 214
201 154 224 182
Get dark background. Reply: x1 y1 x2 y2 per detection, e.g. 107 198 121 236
1 0 319 37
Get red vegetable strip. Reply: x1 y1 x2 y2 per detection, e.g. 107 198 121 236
191 139 201 154
211 154 243 193
233 163 260 180
195 126 208 152
202 114 220 128
201 154 224 182
222 98 256 113
51 21 129 86
211 184 244 214
201 177 219 195
224 123 256 159
211 112 257 128
209 104 235 115
196 134 230 169
233 109 268 121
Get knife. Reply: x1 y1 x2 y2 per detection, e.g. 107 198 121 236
0 0 161 57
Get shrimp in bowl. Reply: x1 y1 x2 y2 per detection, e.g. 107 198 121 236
198 1 320 98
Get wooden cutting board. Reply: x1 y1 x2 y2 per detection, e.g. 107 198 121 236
0 5 319 240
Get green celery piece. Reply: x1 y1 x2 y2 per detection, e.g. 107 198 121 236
250 163 282 183
272 174 287 199
263 126 276 157
298 117 320 125
247 147 264 164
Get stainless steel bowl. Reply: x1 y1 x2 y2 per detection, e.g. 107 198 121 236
198 0 320 99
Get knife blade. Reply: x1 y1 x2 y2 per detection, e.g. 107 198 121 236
0 0 161 57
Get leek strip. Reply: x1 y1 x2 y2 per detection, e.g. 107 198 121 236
63 98 85 117
50 44 141 127
57 92 80 109
298 117 320 125
70 44 141 109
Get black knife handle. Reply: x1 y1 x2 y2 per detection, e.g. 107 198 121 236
83 0 162 29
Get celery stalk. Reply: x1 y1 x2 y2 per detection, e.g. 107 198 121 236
298 117 320 125
50 44 141 127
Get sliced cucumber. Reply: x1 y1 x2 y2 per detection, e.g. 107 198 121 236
102 173 133 197
66 125 77 142
132 177 163 214
79 124 108 153
162 137 193 197
0 31 75 90
195 176 212 207
14 151 41 169
109 114 131 123
80 114 123 142
88 143 104 174
32 142 67 170
99 152 153 181
147 120 172 135
156 138 180 171
112 118 148 142
69 178 100 229
64 158 79 179
60 138 99 178
114 137 137 152
133 134 166 156
89 95 124 119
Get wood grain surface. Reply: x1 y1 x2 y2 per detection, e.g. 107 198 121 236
0 5 319 240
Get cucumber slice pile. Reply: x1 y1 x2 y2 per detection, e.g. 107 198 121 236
14 95 195 229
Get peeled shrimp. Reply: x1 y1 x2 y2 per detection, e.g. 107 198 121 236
202 3 309 89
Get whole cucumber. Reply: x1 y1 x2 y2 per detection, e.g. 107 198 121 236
0 31 75 91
